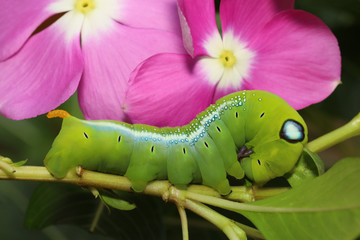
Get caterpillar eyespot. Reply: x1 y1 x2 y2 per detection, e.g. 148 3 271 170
280 119 305 143
44 90 308 195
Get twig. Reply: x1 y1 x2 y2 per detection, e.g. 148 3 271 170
307 113 360 153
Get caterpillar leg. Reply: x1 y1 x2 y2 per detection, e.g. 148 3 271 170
167 144 200 187
124 142 167 192
237 146 254 160
207 120 245 180
193 138 231 195
125 162 156 192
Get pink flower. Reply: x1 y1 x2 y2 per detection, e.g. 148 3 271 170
0 0 185 120
123 0 341 127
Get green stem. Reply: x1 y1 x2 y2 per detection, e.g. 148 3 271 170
178 189 264 239
176 205 189 240
253 187 289 200
307 113 360 153
0 165 255 202
233 222 265 240
184 199 246 240
90 201 105 232
0 160 15 175
187 185 254 202
0 165 262 239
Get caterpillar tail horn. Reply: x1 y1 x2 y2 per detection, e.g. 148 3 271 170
47 110 71 119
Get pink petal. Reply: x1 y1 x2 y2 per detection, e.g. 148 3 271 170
244 10 341 109
124 53 215 127
79 21 186 121
119 0 181 34
0 12 83 120
0 0 59 61
220 0 294 43
177 0 219 57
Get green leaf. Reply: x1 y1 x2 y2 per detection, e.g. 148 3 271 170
285 147 324 187
25 183 165 240
99 192 136 211
11 159 28 167
234 158 360 240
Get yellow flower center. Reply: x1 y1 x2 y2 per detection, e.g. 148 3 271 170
219 50 236 68
75 0 96 14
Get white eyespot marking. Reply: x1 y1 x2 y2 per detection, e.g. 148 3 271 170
280 120 305 143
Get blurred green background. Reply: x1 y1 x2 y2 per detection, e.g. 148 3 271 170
1 0 359 239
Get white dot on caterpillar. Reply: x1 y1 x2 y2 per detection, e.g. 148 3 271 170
258 98 262 101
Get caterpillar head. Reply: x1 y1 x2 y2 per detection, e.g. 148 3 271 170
239 91 308 184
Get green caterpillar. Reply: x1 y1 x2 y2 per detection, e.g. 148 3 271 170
44 90 307 195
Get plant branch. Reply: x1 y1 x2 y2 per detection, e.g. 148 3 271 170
0 165 257 203
176 205 189 240
182 199 246 240
90 201 105 232
0 165 263 239
307 113 360 153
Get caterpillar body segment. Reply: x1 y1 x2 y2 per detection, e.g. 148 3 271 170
44 90 308 195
